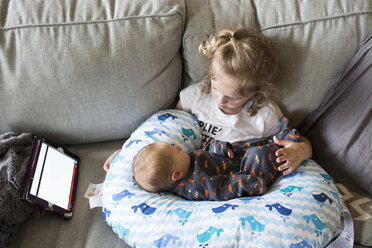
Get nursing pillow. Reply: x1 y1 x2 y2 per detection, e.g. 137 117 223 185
102 109 342 248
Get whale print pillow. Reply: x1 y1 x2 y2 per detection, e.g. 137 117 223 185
102 110 342 248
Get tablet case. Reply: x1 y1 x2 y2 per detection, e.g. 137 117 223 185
21 136 79 219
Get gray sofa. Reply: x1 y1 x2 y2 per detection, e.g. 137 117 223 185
1 0 371 247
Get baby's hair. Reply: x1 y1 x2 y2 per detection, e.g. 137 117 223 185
132 142 175 193
199 26 279 116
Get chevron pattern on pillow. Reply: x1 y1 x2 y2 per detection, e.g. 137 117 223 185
336 183 372 246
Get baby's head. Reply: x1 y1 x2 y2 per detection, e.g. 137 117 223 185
132 142 190 193
199 26 278 116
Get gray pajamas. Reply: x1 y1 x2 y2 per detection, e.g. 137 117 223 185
173 117 299 201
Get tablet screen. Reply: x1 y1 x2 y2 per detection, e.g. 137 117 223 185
30 142 77 210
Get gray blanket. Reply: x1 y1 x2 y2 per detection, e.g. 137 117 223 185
0 132 47 247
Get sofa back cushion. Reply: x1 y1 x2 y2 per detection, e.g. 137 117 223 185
0 0 185 144
183 0 372 127
299 34 372 198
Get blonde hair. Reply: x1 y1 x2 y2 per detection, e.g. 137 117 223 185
199 26 279 116
132 143 175 193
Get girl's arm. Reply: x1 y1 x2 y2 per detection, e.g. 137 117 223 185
273 135 312 175
103 149 121 172
175 99 183 110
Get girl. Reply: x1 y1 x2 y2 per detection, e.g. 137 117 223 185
175 26 312 175
104 26 312 175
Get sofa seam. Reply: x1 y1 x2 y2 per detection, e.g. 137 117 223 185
0 11 184 31
260 10 372 31
183 10 372 43
249 0 260 32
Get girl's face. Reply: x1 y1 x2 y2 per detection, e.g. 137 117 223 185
210 62 253 115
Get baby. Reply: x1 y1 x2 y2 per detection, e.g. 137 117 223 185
133 117 299 201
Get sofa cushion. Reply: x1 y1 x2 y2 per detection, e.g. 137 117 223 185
299 34 372 198
8 139 131 248
183 0 372 127
0 0 185 144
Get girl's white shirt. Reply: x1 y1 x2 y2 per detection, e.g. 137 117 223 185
180 82 283 145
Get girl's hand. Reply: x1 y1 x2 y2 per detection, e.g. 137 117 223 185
273 136 312 175
227 147 234 158
103 149 122 172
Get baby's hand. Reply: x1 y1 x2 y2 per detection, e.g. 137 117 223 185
227 147 234 158
103 149 122 172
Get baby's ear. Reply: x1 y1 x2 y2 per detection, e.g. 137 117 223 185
171 170 183 181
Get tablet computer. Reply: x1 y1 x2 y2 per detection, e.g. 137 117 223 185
21 136 79 219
